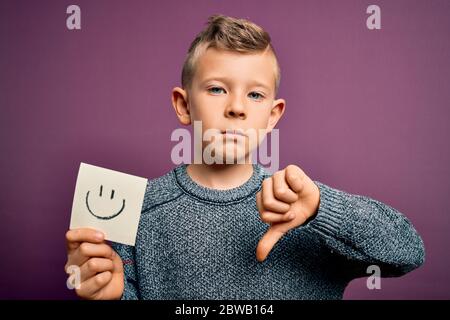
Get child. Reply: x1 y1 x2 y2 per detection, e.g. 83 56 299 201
65 14 425 300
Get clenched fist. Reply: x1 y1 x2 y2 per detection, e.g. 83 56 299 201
256 164 320 262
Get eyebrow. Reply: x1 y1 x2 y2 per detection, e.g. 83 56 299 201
201 76 272 92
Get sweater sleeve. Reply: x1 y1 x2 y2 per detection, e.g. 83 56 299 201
110 242 140 300
305 181 425 278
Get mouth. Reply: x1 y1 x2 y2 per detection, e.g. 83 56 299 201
220 129 247 138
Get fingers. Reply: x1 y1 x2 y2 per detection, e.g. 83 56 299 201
65 228 122 300
79 258 114 282
256 227 285 262
272 171 298 203
260 211 296 224
256 192 294 223
67 243 115 270
76 271 113 299
285 165 306 194
261 178 290 213
257 169 299 224
66 228 105 251
258 169 300 217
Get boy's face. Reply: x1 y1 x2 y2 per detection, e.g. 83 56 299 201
172 46 285 164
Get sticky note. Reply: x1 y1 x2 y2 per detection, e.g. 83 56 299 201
70 162 147 246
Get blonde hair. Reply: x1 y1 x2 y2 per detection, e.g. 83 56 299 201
181 14 281 96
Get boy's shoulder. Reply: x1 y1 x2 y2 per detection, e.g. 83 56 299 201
141 165 184 214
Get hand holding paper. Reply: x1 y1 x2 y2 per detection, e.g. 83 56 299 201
66 162 148 299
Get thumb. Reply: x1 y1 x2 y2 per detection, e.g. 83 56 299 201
256 226 286 262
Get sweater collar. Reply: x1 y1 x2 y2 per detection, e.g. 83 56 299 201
173 163 267 204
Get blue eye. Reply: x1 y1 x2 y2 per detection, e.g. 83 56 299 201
248 92 264 100
208 87 225 94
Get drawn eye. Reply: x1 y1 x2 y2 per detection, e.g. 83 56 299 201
85 185 126 220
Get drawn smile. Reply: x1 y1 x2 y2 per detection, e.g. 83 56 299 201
85 185 126 220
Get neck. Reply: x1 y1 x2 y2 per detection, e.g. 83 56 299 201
186 163 254 190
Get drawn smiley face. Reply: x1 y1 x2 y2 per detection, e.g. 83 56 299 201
85 185 126 220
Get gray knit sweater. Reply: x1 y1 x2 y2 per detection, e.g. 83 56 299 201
112 164 425 300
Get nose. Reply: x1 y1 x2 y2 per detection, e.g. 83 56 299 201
225 94 247 120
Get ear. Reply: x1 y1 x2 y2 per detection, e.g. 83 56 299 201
266 98 286 133
171 87 191 125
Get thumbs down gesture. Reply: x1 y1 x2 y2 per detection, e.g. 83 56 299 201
256 165 321 262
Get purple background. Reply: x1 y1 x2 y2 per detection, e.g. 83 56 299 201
1 0 449 299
